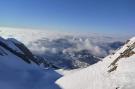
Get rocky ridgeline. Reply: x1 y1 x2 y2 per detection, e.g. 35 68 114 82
0 36 59 69
108 38 135 73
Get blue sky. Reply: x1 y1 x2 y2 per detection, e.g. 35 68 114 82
0 0 134 35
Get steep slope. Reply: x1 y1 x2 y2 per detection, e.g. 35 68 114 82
0 36 59 69
0 36 62 89
56 37 135 89
0 37 39 64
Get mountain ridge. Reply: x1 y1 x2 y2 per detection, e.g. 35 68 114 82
0 36 59 69
56 37 135 89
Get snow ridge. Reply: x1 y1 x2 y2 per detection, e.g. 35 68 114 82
56 37 135 89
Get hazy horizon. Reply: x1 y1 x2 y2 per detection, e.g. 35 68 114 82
0 0 134 35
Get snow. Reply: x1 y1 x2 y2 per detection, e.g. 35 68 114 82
0 27 127 69
0 51 62 89
56 37 135 89
56 69 82 76
0 38 62 89
0 37 23 53
0 28 135 89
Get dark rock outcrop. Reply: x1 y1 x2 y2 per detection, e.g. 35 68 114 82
0 37 59 69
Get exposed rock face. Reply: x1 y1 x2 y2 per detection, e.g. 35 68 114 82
108 39 135 72
56 37 135 89
0 37 38 64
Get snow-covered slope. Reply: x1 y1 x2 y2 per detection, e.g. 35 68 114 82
0 36 59 68
0 36 62 89
0 29 135 89
56 37 135 89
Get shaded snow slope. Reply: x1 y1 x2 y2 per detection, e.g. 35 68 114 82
0 36 59 69
0 36 62 89
56 37 135 89
0 36 39 64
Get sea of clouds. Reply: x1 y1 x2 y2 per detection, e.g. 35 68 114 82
0 27 126 68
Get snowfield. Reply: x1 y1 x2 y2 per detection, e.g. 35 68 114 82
56 37 135 89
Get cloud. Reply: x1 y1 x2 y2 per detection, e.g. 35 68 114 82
28 36 123 58
0 28 125 68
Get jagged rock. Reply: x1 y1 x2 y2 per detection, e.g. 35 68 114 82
108 38 135 72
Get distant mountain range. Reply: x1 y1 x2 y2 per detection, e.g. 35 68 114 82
0 36 134 89
0 28 135 89
30 38 124 69
56 37 135 89
1 27 130 69
0 27 126 69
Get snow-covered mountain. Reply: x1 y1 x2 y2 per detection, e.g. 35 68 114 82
0 36 39 64
56 37 135 89
0 27 125 69
0 36 62 89
0 28 135 89
0 36 59 69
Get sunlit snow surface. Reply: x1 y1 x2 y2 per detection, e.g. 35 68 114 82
56 37 135 89
0 27 135 89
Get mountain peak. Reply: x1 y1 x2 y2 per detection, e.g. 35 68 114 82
0 36 38 64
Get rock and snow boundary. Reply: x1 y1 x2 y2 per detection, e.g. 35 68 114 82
56 37 135 89
0 35 135 89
